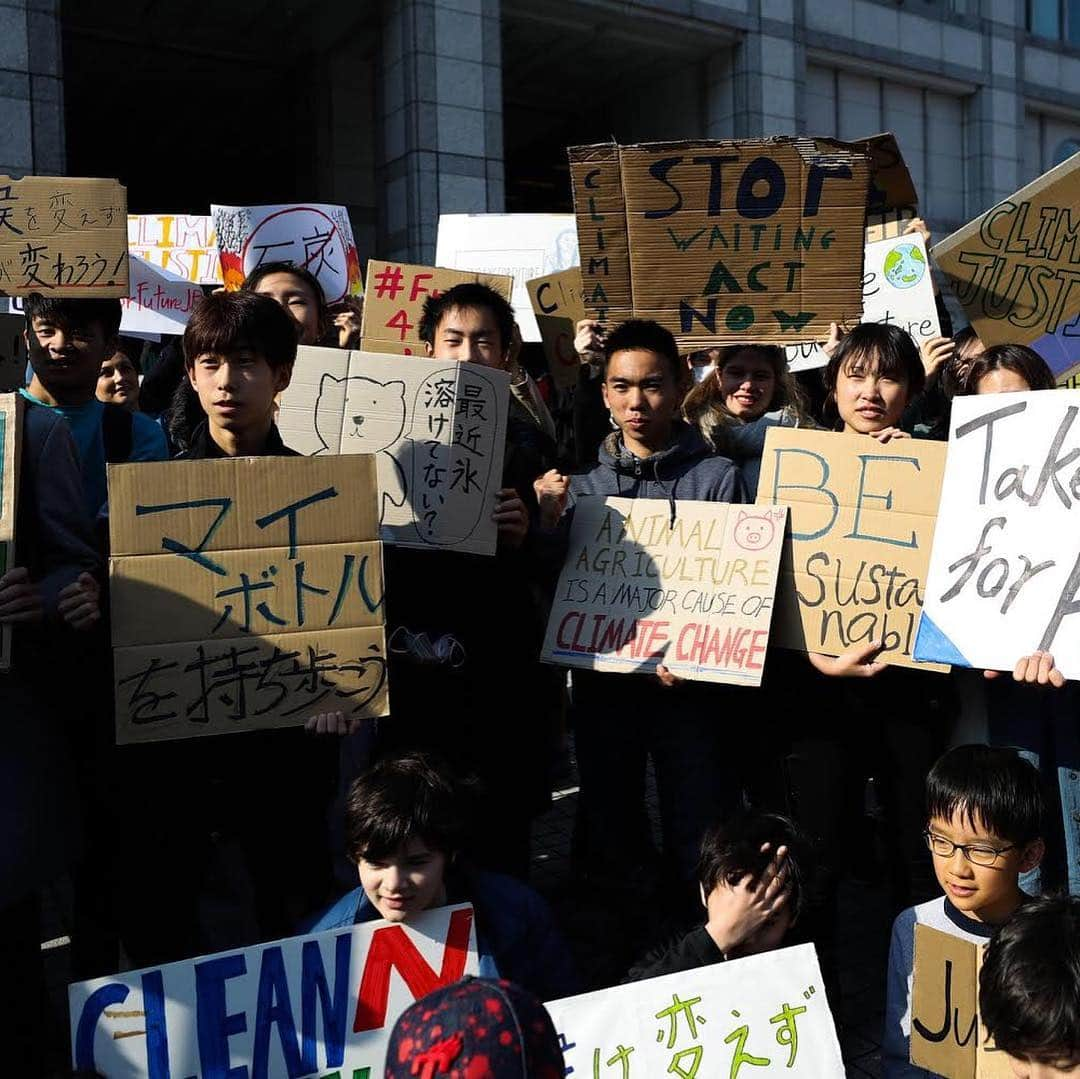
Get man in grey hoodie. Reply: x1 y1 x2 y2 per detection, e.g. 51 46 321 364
536 319 745 937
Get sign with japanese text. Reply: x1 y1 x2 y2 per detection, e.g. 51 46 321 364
360 260 513 356
0 175 128 298
547 942 843 1077
541 496 787 685
0 394 21 670
910 925 1012 1078
526 266 586 390
932 152 1080 377
434 213 580 342
915 389 1080 678
127 213 222 285
107 455 388 744
757 428 948 671
69 903 478 1079
277 347 510 557
567 138 870 350
212 202 362 302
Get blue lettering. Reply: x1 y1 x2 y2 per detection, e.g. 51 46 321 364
252 946 303 1079
846 455 920 548
768 448 838 540
301 934 352 1071
196 953 248 1078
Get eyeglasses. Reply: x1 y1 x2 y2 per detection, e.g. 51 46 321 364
923 831 1016 868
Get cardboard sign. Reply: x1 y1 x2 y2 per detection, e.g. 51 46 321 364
567 138 871 351
541 497 787 685
0 395 21 670
119 255 205 335
107 455 388 743
785 232 941 372
910 925 1013 1079
0 176 128 297
547 943 843 1077
69 903 478 1079
857 132 919 216
526 267 586 390
360 261 513 356
915 389 1080 677
276 346 510 557
127 213 222 285
212 203 362 302
932 153 1080 376
756 428 948 671
434 213 580 342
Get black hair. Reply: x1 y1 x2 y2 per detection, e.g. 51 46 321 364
822 322 926 427
23 293 122 340
926 744 1045 845
241 259 328 309
959 342 1056 395
183 290 298 372
418 282 514 357
979 894 1080 1066
113 336 144 374
602 319 682 382
344 753 473 864
697 812 811 922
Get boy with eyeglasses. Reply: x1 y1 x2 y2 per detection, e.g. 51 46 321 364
883 744 1046 1078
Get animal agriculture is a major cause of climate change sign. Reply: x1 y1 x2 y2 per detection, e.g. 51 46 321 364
69 904 479 1078
567 137 871 350
916 388 1080 680
541 496 787 686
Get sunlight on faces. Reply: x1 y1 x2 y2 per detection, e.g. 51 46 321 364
252 271 321 346
977 368 1031 395
357 837 448 923
719 349 777 420
187 343 291 433
835 350 910 434
424 305 506 368
1006 1057 1080 1078
27 315 113 396
97 351 139 408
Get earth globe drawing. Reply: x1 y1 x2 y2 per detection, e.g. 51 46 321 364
883 243 927 289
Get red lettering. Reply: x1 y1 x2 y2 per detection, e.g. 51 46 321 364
386 309 413 340
556 612 581 649
409 272 435 302
746 629 768 670
597 616 627 653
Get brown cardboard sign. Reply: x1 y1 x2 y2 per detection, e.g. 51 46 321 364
541 497 787 685
0 394 21 670
910 925 1014 1079
756 427 948 671
856 132 919 215
107 455 388 743
526 267 586 390
932 152 1080 377
360 261 513 356
0 176 128 297
567 138 871 349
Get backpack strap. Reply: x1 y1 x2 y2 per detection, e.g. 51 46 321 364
101 402 134 464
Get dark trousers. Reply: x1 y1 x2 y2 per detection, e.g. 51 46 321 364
0 894 45 1074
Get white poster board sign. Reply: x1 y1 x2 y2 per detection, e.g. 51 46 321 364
128 214 222 285
916 389 1080 677
547 943 844 1077
119 256 205 334
785 233 941 372
435 213 580 342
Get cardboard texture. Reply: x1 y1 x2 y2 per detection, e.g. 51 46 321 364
526 266 586 390
785 232 941 372
856 132 919 215
360 260 513 356
756 428 948 671
0 176 128 297
932 152 1080 376
0 395 21 670
541 497 787 685
910 925 1013 1079
211 202 362 302
915 389 1080 677
567 138 871 350
69 904 479 1077
276 346 510 557
434 213 580 341
547 942 845 1077
107 455 387 743
127 213 222 284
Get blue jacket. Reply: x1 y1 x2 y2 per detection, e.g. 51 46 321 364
305 867 578 1001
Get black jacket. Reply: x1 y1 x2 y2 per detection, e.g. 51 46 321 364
624 925 725 983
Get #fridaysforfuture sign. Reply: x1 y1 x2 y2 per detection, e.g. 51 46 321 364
541 496 787 685
567 138 871 351
526 266 586 391
127 213 222 285
107 455 389 744
434 213 580 342
120 255 205 335
212 202 362 302
547 942 844 1077
0 395 21 671
785 232 941 373
360 260 513 356
756 428 948 671
69 903 479 1079
910 925 1012 1079
933 152 1080 377
915 389 1080 678
0 175 128 297
276 347 510 557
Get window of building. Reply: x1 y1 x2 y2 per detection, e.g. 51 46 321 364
1026 0 1080 44
1025 112 1080 179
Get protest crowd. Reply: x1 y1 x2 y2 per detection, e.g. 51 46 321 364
3 131 1080 1079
